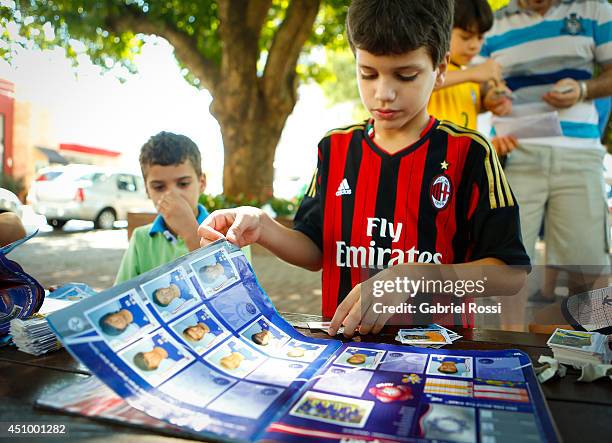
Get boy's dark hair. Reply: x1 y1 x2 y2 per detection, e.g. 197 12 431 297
346 0 453 67
453 0 493 34
139 131 202 178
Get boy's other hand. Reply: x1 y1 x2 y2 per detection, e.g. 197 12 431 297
469 59 502 84
156 190 199 249
483 83 513 116
328 283 367 338
491 135 519 156
542 78 581 109
328 273 403 338
198 206 265 248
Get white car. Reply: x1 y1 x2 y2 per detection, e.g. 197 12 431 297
28 164 154 230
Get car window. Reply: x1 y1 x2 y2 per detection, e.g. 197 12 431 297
55 168 100 181
117 174 137 192
35 171 64 181
94 173 109 183
79 172 106 183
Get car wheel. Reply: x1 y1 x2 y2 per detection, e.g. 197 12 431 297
49 219 67 231
95 209 116 230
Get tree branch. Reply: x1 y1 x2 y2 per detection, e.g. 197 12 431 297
105 7 220 93
263 0 320 101
217 0 259 80
247 0 273 35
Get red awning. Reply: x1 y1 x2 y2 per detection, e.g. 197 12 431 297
59 143 121 158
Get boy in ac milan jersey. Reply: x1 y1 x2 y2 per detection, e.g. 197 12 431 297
198 0 530 337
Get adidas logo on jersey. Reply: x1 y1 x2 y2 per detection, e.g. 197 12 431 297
335 178 352 196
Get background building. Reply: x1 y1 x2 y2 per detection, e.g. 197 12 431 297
0 78 121 200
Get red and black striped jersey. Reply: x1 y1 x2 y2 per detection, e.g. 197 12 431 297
294 117 530 318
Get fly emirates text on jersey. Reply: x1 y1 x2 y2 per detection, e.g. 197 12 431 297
336 217 443 269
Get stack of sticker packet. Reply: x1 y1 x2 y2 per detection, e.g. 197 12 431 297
546 328 612 368
395 324 462 349
10 283 96 356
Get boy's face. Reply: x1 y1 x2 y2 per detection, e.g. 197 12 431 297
104 310 133 331
201 263 225 283
142 347 168 370
450 28 485 66
184 323 210 341
356 48 446 133
144 161 206 215
524 0 553 14
153 284 180 306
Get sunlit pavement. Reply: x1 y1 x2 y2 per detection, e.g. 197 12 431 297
9 226 130 291
10 209 322 314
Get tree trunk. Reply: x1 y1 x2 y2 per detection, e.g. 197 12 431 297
211 0 320 202
212 71 296 202
215 94 292 202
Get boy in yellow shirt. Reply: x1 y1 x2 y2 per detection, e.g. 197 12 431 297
428 0 517 154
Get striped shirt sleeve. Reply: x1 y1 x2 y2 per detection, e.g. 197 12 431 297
595 0 612 64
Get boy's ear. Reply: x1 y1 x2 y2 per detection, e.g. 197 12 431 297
434 52 450 89
199 173 207 194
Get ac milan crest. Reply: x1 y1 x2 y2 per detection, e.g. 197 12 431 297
430 174 452 209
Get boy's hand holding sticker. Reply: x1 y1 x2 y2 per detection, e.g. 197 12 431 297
328 268 412 338
483 81 513 116
544 78 582 109
198 207 265 248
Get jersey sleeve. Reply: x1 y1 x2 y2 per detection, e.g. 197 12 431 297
466 140 531 267
293 143 324 251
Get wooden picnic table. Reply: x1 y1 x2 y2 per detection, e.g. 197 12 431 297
0 314 610 442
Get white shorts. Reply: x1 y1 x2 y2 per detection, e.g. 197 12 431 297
504 144 610 268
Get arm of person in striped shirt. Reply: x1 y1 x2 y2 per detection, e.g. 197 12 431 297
543 64 612 109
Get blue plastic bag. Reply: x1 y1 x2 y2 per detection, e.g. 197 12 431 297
0 231 45 336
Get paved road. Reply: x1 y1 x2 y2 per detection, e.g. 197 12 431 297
8 228 322 314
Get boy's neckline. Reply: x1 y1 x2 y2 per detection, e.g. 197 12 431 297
364 117 437 158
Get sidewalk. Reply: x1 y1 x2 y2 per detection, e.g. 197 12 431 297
250 245 321 314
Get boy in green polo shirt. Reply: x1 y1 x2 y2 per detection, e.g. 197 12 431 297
115 131 208 284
